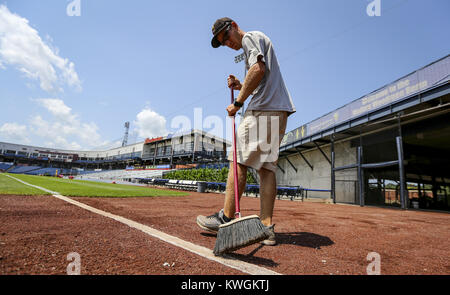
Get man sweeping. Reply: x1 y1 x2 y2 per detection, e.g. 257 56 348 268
197 17 296 253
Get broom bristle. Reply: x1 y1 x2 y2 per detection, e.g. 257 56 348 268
213 215 270 256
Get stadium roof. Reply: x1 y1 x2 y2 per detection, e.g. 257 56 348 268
280 54 450 154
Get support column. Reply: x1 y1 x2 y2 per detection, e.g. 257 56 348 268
358 146 365 207
153 143 157 166
192 133 196 163
418 181 422 199
331 136 336 204
396 136 407 209
432 175 437 208
170 139 174 168
223 142 227 161
443 177 448 209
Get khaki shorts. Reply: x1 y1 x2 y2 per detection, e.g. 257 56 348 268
228 110 288 173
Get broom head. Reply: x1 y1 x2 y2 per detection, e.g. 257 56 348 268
213 215 270 256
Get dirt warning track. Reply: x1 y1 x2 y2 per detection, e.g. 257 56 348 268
1 189 449 275
0 194 249 275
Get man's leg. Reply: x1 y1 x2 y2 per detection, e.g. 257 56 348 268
258 111 287 227
258 167 277 226
223 161 248 219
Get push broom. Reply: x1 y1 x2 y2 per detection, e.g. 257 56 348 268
213 86 270 256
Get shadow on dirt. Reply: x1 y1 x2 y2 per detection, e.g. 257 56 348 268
201 231 334 249
200 232 334 268
200 233 278 267
225 245 278 267
277 232 334 249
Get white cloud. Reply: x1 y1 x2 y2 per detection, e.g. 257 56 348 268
35 98 73 118
29 98 114 150
0 5 81 93
134 108 168 139
1 98 169 151
0 98 147 151
0 122 31 144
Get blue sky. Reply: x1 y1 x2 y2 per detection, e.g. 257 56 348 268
0 0 449 151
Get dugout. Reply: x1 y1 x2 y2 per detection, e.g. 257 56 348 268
277 55 450 211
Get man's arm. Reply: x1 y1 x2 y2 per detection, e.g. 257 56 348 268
236 59 265 104
227 58 265 116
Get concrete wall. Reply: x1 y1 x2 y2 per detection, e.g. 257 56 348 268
276 140 357 201
334 141 358 204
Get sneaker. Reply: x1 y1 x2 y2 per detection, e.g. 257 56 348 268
261 224 276 246
196 209 228 233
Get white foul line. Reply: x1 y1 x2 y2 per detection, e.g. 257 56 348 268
5 174 280 275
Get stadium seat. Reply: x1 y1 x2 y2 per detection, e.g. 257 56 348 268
8 165 42 174
0 162 14 171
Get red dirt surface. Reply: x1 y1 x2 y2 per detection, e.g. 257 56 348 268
1 191 449 275
0 194 243 275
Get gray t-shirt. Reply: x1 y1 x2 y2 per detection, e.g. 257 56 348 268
242 31 296 115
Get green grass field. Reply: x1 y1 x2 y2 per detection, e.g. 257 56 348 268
0 173 188 198
0 173 51 195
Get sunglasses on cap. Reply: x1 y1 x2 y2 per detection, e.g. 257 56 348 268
220 24 232 46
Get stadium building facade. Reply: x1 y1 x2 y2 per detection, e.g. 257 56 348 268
0 129 230 173
276 55 450 211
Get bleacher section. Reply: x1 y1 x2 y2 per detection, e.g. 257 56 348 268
26 167 70 176
4 165 73 176
76 169 173 181
0 162 14 171
77 170 105 175
8 165 42 174
1 164 172 181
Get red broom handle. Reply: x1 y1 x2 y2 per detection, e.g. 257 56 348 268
231 87 241 218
